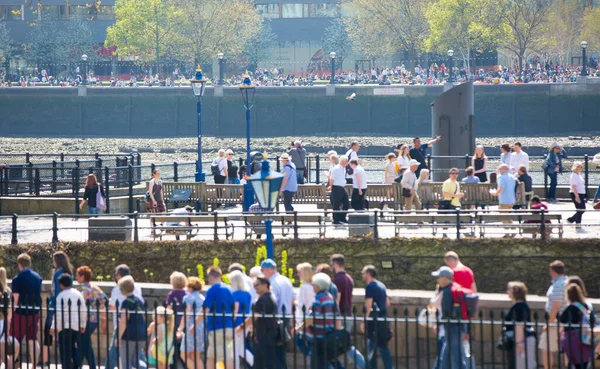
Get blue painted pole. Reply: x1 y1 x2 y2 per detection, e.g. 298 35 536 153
195 97 205 182
265 218 274 259
243 104 255 211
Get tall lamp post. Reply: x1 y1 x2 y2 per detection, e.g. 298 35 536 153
81 54 88 85
240 71 256 211
329 51 336 84
580 41 588 77
247 157 284 259
447 49 454 83
217 53 224 85
191 65 208 182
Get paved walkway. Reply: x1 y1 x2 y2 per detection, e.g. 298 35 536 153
0 201 599 244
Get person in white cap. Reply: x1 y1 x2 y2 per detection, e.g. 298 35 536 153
279 153 297 212
401 159 421 211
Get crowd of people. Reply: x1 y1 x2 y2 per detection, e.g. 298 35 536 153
2 59 599 88
2 249 598 369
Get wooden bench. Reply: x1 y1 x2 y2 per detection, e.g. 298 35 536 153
159 182 205 210
243 214 325 239
393 213 474 236
475 212 563 238
319 184 404 210
419 182 527 208
150 214 234 240
292 184 328 205
204 184 243 211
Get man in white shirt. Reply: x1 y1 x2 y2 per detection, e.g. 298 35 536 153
51 274 87 369
328 155 350 225
345 141 360 184
401 159 421 211
104 265 145 369
349 159 367 210
510 142 529 174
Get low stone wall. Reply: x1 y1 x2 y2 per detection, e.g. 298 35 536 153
3 238 599 297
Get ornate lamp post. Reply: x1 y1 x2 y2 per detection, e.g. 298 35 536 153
81 54 88 85
581 41 588 77
329 51 336 84
247 157 284 259
447 49 454 83
240 71 256 211
190 65 208 182
217 52 224 85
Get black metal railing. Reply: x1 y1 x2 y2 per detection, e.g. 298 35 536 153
1 293 597 369
0 208 594 245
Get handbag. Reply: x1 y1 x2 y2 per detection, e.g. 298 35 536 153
95 185 106 211
316 329 351 361
402 188 412 198
438 182 458 209
496 329 514 351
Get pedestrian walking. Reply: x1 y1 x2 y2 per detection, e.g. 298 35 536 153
148 169 166 213
288 140 307 184
279 153 297 212
396 144 411 171
543 143 567 203
178 277 205 369
75 266 106 369
559 284 595 369
350 159 367 210
295 263 315 319
361 265 392 369
503 282 536 369
384 153 398 185
472 145 488 183
401 159 421 212
490 163 517 211
147 307 175 369
345 141 360 184
410 136 441 177
328 155 349 225
443 251 476 291
226 150 239 184
568 161 586 228
229 270 253 369
539 260 567 369
117 276 147 369
80 173 105 214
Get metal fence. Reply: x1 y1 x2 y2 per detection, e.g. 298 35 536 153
0 152 142 165
0 209 595 245
1 293 598 369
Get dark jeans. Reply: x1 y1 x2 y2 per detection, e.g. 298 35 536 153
214 175 226 184
351 188 367 211
547 172 558 200
331 186 349 224
569 193 586 224
296 170 305 185
254 338 277 369
283 190 295 212
345 178 353 185
80 321 98 369
59 329 81 369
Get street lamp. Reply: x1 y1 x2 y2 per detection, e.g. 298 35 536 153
329 51 336 84
190 64 208 182
81 54 88 85
247 157 284 259
217 53 224 85
581 41 588 77
239 71 256 211
447 49 454 83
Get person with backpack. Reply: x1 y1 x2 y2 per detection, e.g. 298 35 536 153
279 153 297 212
559 283 596 369
211 150 228 184
430 266 470 369
288 141 307 185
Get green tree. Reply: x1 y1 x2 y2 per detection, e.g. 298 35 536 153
501 0 552 73
105 0 185 62
178 0 262 64
534 0 582 65
0 22 13 65
425 0 506 72
321 18 352 70
581 7 600 52
244 20 277 70
343 0 429 67
26 14 60 65
56 16 98 66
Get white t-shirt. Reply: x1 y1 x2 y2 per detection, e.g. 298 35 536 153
352 165 367 189
345 149 359 178
167 207 190 226
330 164 346 187
570 172 585 194
109 284 145 328
510 151 529 173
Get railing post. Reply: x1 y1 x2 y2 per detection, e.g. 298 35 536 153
11 214 17 245
455 207 461 239
173 162 179 182
52 160 58 193
128 165 134 213
293 211 298 240
133 211 139 243
104 166 111 214
465 154 470 169
373 210 379 239
74 166 80 215
427 154 432 173
34 169 40 197
540 208 546 241
60 152 65 178
213 212 218 241
238 157 244 168
543 154 548 199
95 152 99 160
25 152 30 163
27 162 33 195
52 212 59 244
97 158 103 170
315 155 320 184
136 153 141 166
584 154 589 195
276 155 281 172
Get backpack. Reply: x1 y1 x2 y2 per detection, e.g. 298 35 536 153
574 302 599 345
451 284 479 320
211 158 223 177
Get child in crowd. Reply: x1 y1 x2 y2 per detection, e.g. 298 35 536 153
525 196 551 239
517 165 533 206
147 306 175 369
384 153 397 210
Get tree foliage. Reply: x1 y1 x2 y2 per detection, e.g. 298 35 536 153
0 22 13 64
581 7 600 52
244 20 277 70
533 0 582 65
56 16 98 65
425 0 507 69
26 14 60 65
105 0 184 62
321 18 352 69
343 0 429 65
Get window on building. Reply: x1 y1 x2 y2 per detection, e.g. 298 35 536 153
0 5 24 20
256 4 279 18
281 3 302 18
302 4 315 17
315 3 338 17
95 5 115 20
42 5 68 20
339 3 356 17
69 5 91 19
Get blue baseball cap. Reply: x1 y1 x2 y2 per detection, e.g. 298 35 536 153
260 259 277 269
